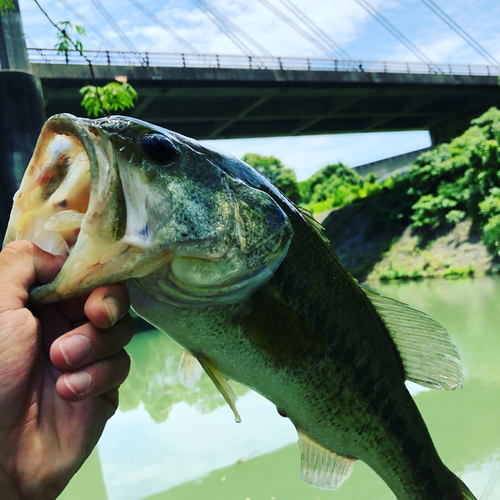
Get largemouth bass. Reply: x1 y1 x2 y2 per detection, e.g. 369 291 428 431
4 114 476 499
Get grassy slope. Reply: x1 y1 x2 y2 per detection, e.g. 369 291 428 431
321 186 500 283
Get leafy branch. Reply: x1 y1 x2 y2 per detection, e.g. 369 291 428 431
32 0 88 59
0 0 14 14
54 21 86 60
30 0 138 117
80 76 138 117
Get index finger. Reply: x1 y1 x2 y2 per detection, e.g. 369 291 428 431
0 241 65 312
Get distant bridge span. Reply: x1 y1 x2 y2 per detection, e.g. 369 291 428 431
29 49 500 143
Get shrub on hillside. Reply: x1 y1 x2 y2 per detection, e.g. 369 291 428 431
299 162 382 212
407 107 500 254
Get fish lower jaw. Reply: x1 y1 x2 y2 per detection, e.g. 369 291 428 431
133 253 278 309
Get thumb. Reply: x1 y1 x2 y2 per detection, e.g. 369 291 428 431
0 241 66 312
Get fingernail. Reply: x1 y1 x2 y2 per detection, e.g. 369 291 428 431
60 335 92 367
103 296 120 325
65 372 92 396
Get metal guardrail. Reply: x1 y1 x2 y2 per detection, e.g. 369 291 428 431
27 47 500 77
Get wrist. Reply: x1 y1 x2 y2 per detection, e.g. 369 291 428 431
0 465 22 500
0 466 62 500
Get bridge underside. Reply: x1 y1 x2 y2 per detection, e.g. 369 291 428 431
32 63 500 143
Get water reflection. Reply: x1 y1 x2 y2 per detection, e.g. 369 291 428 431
462 453 500 499
98 393 297 500
59 277 500 500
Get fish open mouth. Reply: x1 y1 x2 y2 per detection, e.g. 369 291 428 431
4 114 171 304
6 115 95 256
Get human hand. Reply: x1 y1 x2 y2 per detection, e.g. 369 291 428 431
0 241 134 500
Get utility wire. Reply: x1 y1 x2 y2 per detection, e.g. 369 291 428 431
190 0 252 55
256 0 344 59
89 0 144 63
277 0 352 60
191 0 252 55
419 0 500 66
353 0 432 63
126 0 199 54
25 32 51 62
191 0 271 56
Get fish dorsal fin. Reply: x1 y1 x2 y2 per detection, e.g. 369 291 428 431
177 349 204 388
297 431 356 490
198 357 242 423
363 287 464 390
297 206 330 244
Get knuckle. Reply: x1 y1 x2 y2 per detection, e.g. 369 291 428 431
2 240 34 260
117 349 132 378
3 240 34 252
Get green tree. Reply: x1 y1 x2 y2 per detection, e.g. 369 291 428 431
242 153 301 203
298 161 381 213
406 106 500 252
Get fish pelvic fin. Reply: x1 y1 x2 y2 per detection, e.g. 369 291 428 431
177 349 204 388
198 357 242 423
297 431 356 490
363 287 464 390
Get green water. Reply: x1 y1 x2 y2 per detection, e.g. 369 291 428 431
60 277 500 500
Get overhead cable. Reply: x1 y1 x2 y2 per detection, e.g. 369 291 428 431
190 0 253 55
89 0 144 62
126 0 199 54
277 0 352 60
25 33 51 62
419 0 499 66
256 0 345 59
191 0 271 56
353 0 432 64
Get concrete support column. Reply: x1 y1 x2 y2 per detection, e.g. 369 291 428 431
429 116 472 146
0 0 45 239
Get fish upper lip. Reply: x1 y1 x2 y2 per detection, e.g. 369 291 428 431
43 114 99 178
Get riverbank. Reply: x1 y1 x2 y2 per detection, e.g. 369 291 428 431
321 189 500 282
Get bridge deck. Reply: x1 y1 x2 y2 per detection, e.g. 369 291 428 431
30 54 500 142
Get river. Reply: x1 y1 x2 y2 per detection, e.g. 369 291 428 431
59 277 500 500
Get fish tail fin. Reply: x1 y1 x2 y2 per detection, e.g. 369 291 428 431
449 473 477 500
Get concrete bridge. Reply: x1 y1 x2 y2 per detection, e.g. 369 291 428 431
29 49 500 144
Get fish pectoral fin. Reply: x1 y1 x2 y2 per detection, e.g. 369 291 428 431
198 357 242 423
177 349 204 388
297 431 356 490
363 287 464 390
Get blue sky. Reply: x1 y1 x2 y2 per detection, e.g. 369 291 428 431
18 0 500 180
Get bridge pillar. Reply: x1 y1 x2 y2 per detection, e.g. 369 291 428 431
0 0 45 239
429 116 472 146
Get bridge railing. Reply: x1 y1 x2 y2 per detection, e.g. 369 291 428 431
27 48 500 77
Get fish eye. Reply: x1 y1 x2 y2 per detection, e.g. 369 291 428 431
141 133 178 164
